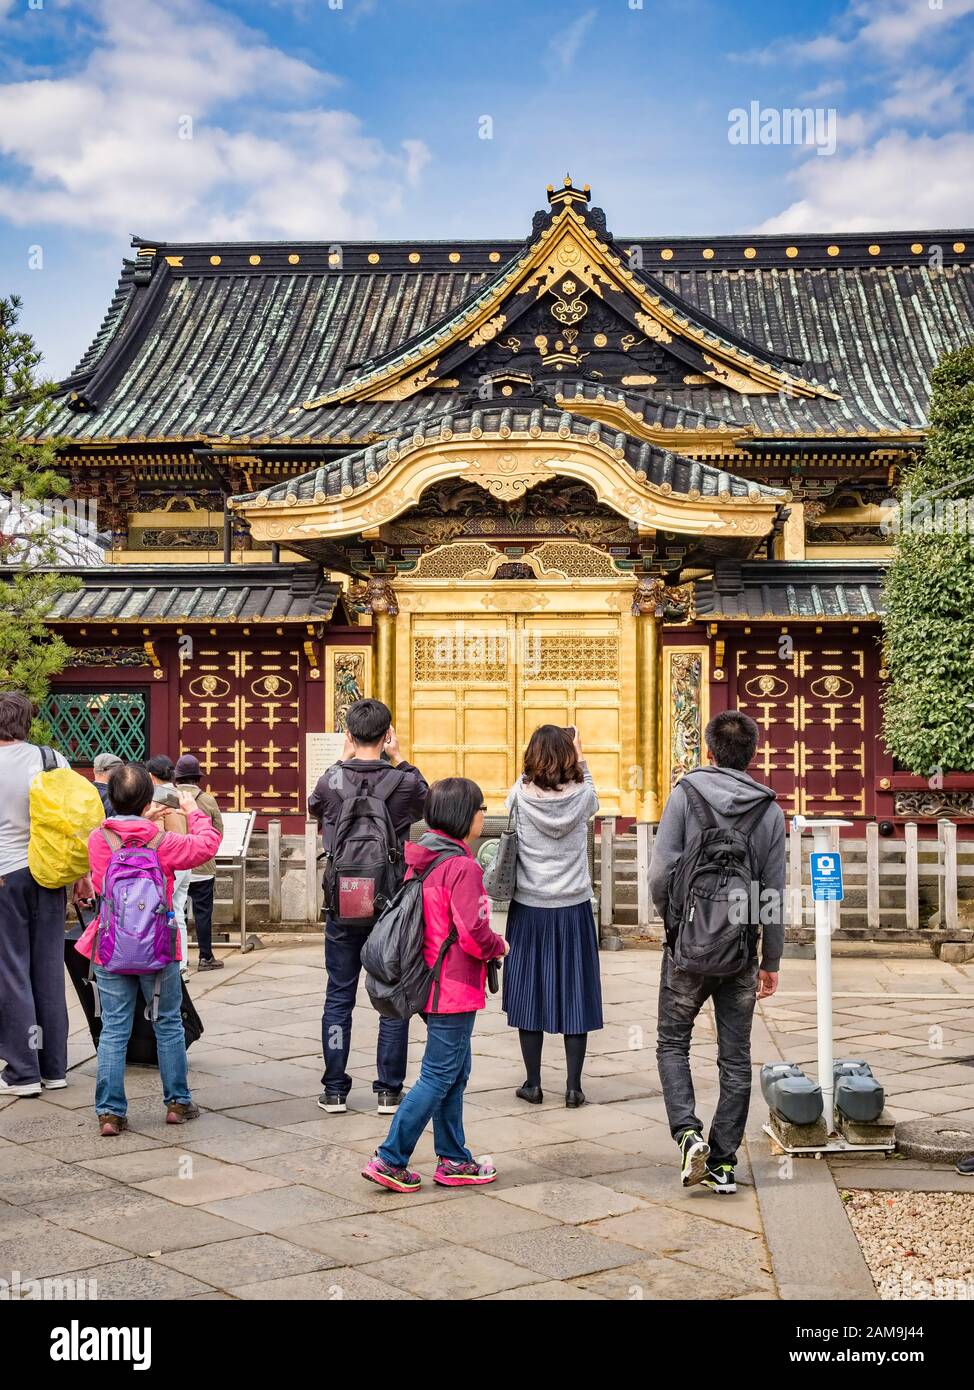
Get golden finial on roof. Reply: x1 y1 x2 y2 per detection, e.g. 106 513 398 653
548 176 591 209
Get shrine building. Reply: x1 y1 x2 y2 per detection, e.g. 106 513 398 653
23 179 974 831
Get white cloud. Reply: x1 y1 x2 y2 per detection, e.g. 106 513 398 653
737 0 974 67
545 9 597 77
757 131 974 232
0 0 429 240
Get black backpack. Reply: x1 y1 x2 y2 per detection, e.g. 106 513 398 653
361 848 465 1020
666 780 775 977
322 765 406 928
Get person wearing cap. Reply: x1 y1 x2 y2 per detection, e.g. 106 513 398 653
173 754 224 971
92 752 123 815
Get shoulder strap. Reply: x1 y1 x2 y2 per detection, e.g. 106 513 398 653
415 847 465 882
371 767 407 802
147 829 166 850
99 826 123 852
736 795 776 838
40 744 58 772
679 779 718 832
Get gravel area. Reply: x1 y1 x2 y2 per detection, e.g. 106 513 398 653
842 1190 974 1299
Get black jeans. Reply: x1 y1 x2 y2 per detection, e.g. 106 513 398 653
188 879 215 958
321 920 408 1098
0 867 68 1086
656 949 759 1168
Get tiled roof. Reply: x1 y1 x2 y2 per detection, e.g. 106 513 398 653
234 406 787 508
41 225 974 444
14 564 344 624
694 561 886 620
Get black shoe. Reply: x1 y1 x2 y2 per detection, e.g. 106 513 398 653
565 1089 586 1108
678 1129 710 1187
956 1154 974 1176
376 1090 402 1115
701 1163 737 1195
197 955 224 971
516 1084 543 1104
317 1091 347 1113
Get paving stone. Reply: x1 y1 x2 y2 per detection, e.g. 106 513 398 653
531 1103 652 1140
359 1243 540 1298
184 1083 294 1111
136 1163 289 1207
158 1233 337 1289
201 1183 369 1231
519 1140 642 1179
604 1170 765 1233
61 1258 213 1300
231 1267 416 1299
586 1203 744 1256
492 1176 645 1224
595 1121 680 1161
26 1131 166 1163
179 1124 325 1164
390 1191 557 1245
27 1184 253 1254
276 1212 445 1264
572 1255 758 1300
478 1226 645 1280
0 1106 95 1143
0 1223 129 1281
223 1098 330 1128
478 1280 606 1300
0 1149 114 1205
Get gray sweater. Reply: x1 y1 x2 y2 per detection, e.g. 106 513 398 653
648 765 787 971
505 763 598 909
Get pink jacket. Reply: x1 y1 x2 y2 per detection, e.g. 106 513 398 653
406 835 507 1014
75 810 222 964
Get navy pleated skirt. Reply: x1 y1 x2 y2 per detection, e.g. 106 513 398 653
502 899 604 1034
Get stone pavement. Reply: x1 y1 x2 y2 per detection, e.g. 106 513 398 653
0 946 971 1301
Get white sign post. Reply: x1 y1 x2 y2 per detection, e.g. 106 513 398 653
305 732 346 802
793 815 851 1130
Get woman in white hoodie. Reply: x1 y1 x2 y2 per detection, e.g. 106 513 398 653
502 724 603 1107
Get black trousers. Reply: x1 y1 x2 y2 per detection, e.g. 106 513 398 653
0 867 68 1086
188 878 215 958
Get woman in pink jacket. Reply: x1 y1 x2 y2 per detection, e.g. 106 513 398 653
363 778 508 1194
77 762 222 1136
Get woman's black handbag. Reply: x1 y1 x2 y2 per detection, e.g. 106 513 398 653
486 957 502 994
482 801 518 904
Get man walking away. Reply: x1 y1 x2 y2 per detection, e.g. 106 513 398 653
92 753 122 815
173 754 224 972
650 710 785 1196
308 698 428 1116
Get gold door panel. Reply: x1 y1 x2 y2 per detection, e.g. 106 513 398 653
399 600 632 815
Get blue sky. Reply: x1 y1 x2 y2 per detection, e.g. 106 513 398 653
2 0 974 380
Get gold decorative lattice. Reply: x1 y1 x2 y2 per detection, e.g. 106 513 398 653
530 541 620 578
413 634 510 684
411 542 501 579
533 636 618 683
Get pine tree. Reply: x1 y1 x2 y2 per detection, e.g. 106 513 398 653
0 294 77 732
882 342 974 773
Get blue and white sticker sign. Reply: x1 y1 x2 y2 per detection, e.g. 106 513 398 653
810 852 844 902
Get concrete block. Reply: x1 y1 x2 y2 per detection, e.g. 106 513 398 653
836 1108 897 1146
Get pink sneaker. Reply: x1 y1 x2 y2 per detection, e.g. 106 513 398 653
361 1153 422 1193
434 1157 498 1187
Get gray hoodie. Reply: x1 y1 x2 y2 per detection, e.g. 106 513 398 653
648 765 786 971
505 763 598 909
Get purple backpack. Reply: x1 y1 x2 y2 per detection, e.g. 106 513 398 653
90 827 176 1019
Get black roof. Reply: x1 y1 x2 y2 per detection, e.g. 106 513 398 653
694 560 886 620
14 564 345 625
41 189 974 446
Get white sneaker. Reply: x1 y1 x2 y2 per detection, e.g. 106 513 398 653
41 1078 68 1090
0 1077 42 1097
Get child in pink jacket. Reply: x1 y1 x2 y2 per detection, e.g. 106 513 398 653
77 763 221 1136
362 777 508 1194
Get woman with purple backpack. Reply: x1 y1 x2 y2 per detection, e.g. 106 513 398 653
76 763 222 1137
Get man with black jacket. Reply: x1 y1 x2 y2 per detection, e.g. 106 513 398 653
308 698 428 1116
649 710 785 1197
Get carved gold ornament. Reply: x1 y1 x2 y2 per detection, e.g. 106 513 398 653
188 675 231 699
251 674 294 699
550 279 588 326
634 312 673 345
463 453 558 502
467 315 507 349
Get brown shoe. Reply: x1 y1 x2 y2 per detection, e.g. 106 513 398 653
98 1114 128 1137
166 1101 201 1125
197 956 224 971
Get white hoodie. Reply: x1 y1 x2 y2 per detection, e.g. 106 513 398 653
505 762 599 909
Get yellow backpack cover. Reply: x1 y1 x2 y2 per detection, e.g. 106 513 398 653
28 746 106 889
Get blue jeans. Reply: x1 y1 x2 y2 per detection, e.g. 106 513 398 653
93 961 192 1118
378 1011 476 1169
322 921 409 1097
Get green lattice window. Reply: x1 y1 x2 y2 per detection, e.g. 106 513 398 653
43 691 148 766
